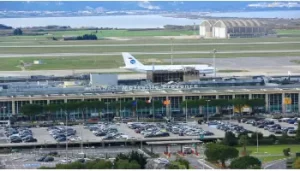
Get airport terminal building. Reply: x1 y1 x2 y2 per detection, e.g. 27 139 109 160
0 81 299 120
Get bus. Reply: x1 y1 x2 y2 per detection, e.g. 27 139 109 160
0 120 10 127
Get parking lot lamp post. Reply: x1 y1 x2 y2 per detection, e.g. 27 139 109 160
185 100 188 123
206 100 210 123
256 127 259 153
105 102 109 123
65 111 68 161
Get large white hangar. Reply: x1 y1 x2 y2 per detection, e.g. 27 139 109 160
199 19 267 38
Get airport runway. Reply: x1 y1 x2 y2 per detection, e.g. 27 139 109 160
1 50 300 58
1 41 300 47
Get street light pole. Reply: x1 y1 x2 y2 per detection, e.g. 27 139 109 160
105 102 109 123
206 100 210 123
185 100 188 123
256 127 259 153
65 111 68 161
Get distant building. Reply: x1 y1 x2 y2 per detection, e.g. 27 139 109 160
199 19 267 38
89 73 118 87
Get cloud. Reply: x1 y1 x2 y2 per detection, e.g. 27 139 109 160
95 6 105 13
248 2 300 8
85 6 94 10
138 1 160 10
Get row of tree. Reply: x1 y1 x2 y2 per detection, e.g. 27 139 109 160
20 98 266 121
40 151 147 169
205 143 261 169
76 34 97 40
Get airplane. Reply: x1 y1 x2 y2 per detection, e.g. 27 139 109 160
120 52 215 74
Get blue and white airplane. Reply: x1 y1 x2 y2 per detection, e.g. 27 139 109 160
120 52 215 74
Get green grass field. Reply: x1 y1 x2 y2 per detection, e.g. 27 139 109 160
236 145 300 163
1 51 300 71
0 43 299 54
276 29 300 35
0 29 300 70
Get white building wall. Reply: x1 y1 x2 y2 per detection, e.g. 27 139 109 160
199 26 206 37
219 28 227 38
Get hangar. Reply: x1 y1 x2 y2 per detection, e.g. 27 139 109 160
199 19 267 39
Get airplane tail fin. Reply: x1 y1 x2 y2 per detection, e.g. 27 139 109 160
122 52 144 68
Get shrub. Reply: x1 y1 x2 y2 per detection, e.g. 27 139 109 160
283 148 291 157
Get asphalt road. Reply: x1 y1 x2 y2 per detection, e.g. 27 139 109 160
263 159 287 169
1 49 300 58
1 41 300 47
185 156 215 169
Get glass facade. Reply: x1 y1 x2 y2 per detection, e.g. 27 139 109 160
0 101 12 119
218 95 233 114
67 99 82 103
135 97 150 118
102 98 116 113
235 94 250 99
1 91 300 121
268 94 282 112
153 97 167 115
119 98 133 117
202 95 216 114
185 96 200 115
50 100 65 104
15 101 30 115
284 93 298 113
252 94 266 112
32 100 47 106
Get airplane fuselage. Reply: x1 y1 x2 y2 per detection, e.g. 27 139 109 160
123 64 214 74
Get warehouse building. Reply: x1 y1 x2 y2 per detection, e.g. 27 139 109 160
199 19 267 39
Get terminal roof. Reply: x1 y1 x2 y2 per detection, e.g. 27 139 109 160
146 140 202 145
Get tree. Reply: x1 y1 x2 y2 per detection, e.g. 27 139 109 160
296 121 300 140
21 104 43 121
13 28 23 35
229 156 261 169
205 143 239 168
128 151 147 169
115 151 147 169
211 99 231 114
250 132 263 140
76 101 91 122
239 135 249 156
176 158 190 169
114 159 141 169
44 104 60 122
247 99 265 113
293 158 300 169
232 98 248 115
223 131 238 146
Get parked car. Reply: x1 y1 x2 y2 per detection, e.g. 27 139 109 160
43 156 54 162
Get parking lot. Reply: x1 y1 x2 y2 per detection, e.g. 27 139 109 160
1 146 140 169
1 117 298 147
205 118 298 137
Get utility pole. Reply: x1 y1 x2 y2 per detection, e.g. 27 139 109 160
212 49 217 78
105 102 109 123
185 100 188 123
206 100 210 123
65 111 68 162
